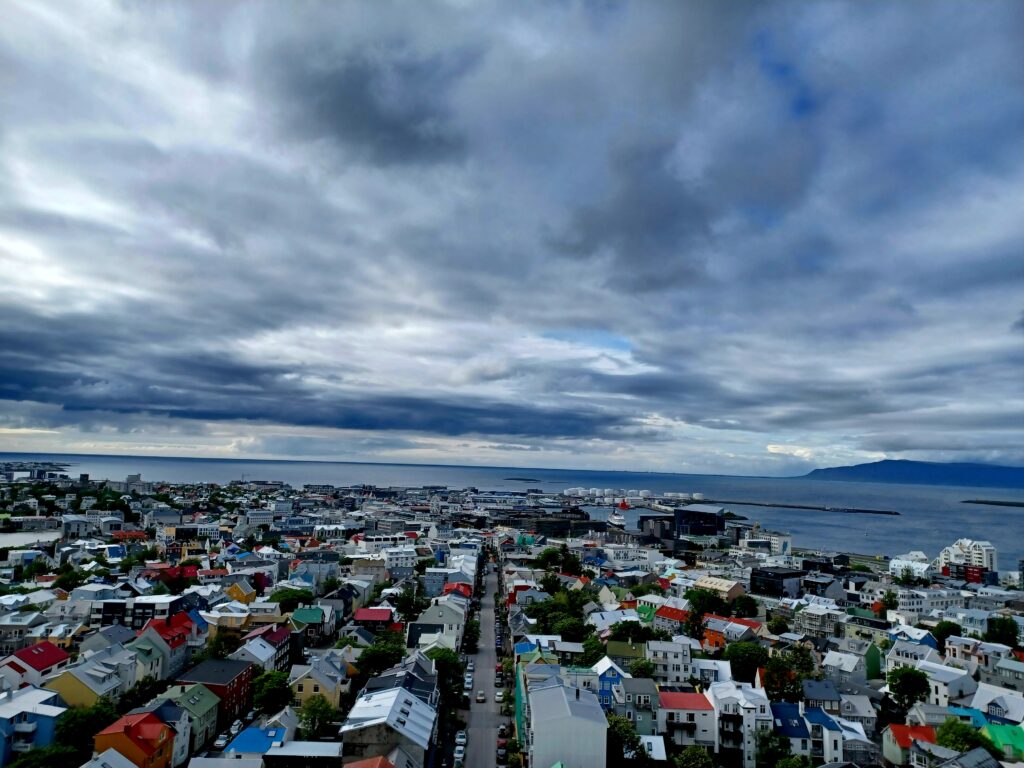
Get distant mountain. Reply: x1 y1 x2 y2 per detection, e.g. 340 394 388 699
803 459 1024 489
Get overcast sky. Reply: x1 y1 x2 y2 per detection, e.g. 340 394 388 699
1 1 1023 475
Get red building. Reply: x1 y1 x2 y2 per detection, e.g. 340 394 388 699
176 659 254 728
94 712 174 768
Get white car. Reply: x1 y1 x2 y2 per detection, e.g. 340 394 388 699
454 745 466 762
495 690 504 703
213 734 229 749
455 730 468 746
229 720 243 736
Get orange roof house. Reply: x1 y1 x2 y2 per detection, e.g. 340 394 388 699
94 712 174 768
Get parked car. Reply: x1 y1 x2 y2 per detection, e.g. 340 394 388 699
454 745 466 765
495 690 504 703
466 661 474 672
498 724 508 738
476 690 486 702
213 734 229 749
463 678 474 692
496 738 508 763
455 730 467 746
245 710 256 722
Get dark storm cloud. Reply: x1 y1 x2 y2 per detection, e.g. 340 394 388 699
261 43 473 165
2 0 1024 471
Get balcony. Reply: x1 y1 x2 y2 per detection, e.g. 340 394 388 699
14 722 37 733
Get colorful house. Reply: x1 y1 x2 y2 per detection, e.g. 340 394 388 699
881 724 936 766
94 712 174 768
0 641 70 688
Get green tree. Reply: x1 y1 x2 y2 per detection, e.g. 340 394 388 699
776 757 813 768
888 666 930 711
191 631 240 663
253 670 292 714
629 658 656 678
936 716 1000 758
299 693 336 739
731 594 758 619
723 641 769 684
755 729 792 768
8 746 79 768
552 616 588 642
267 588 315 613
767 617 790 635
322 577 340 594
414 557 434 576
354 630 407 678
879 589 899 616
579 635 605 666
673 746 713 768
985 615 1020 648
606 713 647 766
609 622 670 643
932 620 963 654
762 647 815 702
55 698 118 761
425 647 463 706
117 676 168 714
463 619 481 652
394 583 428 623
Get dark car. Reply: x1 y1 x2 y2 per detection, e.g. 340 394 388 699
496 738 508 764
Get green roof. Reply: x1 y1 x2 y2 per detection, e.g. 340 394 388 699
606 640 645 659
167 683 219 716
636 604 656 623
292 606 325 624
983 723 1024 753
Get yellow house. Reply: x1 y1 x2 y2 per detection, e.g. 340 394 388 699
225 581 256 604
45 664 124 708
288 649 358 709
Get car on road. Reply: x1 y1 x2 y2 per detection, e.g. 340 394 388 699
476 690 486 702
466 661 474 672
498 724 508 738
496 738 508 763
495 690 504 703
213 734 229 749
455 730 467 746
245 710 255 722
229 720 243 736
463 678 474 691
454 745 466 765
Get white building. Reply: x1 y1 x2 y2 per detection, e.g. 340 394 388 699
934 539 998 572
706 681 772 768
527 684 607 768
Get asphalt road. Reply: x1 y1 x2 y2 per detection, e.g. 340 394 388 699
465 568 505 768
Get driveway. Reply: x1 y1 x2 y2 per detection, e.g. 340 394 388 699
464 567 508 768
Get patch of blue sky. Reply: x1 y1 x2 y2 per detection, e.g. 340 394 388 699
542 330 632 352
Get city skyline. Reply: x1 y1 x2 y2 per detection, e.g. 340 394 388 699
2 1 1023 475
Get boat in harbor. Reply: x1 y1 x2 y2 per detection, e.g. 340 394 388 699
607 499 629 527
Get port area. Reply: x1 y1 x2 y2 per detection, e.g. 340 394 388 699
707 499 900 515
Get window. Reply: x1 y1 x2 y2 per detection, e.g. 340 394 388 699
687 713 695 722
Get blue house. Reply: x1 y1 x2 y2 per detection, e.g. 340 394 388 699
225 726 289 754
593 657 628 709
0 686 66 767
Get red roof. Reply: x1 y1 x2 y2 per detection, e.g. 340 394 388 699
706 614 762 630
12 641 69 671
655 606 690 622
2 660 26 674
387 621 405 633
199 568 228 577
888 724 936 749
346 757 395 768
140 612 194 649
98 713 171 756
354 607 394 622
443 583 472 597
659 691 712 710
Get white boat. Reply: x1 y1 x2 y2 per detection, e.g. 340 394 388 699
607 511 626 527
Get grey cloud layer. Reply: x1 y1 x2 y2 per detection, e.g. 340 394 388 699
1 0 1023 471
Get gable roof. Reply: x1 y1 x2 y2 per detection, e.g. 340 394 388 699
10 640 69 671
97 712 172 756
659 691 712 710
888 724 937 749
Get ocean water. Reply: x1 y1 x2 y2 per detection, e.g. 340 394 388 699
3 452 1023 570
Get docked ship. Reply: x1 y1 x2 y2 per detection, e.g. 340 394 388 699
607 499 629 527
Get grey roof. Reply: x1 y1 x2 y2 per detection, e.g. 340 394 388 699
621 677 659 695
529 683 607 726
802 679 841 701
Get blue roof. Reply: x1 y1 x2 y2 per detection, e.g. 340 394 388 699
226 726 287 754
804 707 841 732
771 703 809 738
949 706 989 728
187 609 208 631
515 640 539 655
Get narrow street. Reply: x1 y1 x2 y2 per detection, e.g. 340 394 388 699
465 567 504 768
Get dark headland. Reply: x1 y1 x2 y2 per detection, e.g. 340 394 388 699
803 458 1024 490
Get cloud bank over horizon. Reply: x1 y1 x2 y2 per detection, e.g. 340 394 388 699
2 1 1024 475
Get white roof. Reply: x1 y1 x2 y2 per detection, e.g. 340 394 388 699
83 749 139 768
529 683 607 726
340 686 436 749
0 686 66 719
823 651 860 673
